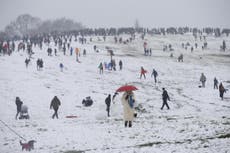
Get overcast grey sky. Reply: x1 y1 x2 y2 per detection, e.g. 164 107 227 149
0 0 230 30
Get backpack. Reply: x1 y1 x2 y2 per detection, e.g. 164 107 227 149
128 95 134 108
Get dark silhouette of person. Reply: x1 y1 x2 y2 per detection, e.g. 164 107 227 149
105 94 111 117
214 77 218 89
15 97 23 119
161 88 170 110
219 83 226 100
50 96 61 119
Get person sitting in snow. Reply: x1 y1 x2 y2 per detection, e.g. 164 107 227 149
19 105 29 119
82 96 93 107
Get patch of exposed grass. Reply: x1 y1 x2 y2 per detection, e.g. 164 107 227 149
63 151 85 153
217 133 230 139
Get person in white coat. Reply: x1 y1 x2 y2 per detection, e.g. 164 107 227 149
121 91 136 127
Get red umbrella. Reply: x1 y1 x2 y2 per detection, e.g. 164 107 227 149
116 85 138 92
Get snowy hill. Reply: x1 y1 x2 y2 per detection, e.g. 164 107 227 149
0 34 230 153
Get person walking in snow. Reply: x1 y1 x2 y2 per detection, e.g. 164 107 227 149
161 88 170 110
93 45 97 51
151 69 158 83
63 46 66 55
121 91 136 127
15 97 23 119
50 96 61 119
119 60 123 70
112 59 116 71
200 73 207 88
105 94 111 117
191 47 194 52
47 48 52 56
70 47 73 56
25 58 30 68
59 63 64 72
75 48 80 62
36 59 40 70
54 49 57 56
219 83 226 100
222 40 226 51
149 48 152 56
98 62 103 74
83 49 86 56
214 77 218 89
40 59 44 70
140 66 146 79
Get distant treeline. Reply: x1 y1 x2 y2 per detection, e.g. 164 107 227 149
0 14 229 41
67 27 230 37
1 27 230 42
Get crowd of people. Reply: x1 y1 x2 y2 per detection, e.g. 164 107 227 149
2 31 227 128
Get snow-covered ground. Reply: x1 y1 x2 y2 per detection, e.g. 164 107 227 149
0 34 230 153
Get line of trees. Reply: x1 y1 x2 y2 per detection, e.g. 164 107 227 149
0 14 84 41
0 14 230 41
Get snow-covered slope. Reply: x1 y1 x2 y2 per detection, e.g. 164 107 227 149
0 34 230 153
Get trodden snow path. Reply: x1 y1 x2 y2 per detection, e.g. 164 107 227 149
0 34 230 153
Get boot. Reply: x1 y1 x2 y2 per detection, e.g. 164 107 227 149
129 121 132 127
125 121 128 127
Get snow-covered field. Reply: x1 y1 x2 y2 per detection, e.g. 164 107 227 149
0 34 230 153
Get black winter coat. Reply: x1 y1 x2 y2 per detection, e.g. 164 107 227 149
16 98 23 111
105 96 111 107
50 97 61 110
162 90 170 101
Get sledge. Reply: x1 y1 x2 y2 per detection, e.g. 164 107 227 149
65 115 78 118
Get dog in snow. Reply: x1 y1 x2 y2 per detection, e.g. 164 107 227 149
20 140 36 151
